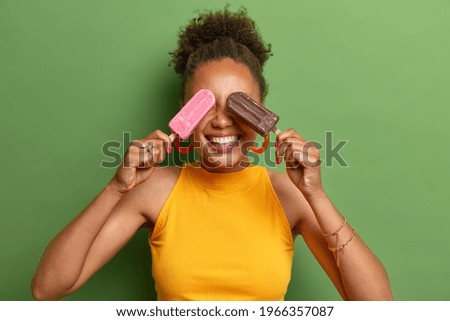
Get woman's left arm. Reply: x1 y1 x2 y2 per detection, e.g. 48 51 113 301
276 129 393 300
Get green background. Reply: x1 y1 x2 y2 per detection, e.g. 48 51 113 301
1 0 449 300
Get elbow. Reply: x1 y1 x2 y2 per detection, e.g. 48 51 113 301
31 268 81 300
31 277 51 301
31 287 49 301
385 294 394 301
379 267 395 300
371 291 394 301
31 281 49 301
31 276 64 301
366 263 394 300
379 289 394 301
367 285 395 301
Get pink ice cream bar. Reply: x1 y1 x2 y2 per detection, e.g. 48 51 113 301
169 89 216 140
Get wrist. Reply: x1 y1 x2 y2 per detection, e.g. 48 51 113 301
303 188 327 204
106 179 128 198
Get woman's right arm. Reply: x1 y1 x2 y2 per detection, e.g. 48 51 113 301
31 131 171 300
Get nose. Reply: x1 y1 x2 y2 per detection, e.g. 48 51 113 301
210 105 233 128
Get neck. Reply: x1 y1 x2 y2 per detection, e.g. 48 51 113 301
198 157 251 173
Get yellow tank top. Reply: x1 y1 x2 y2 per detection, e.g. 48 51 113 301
149 163 294 300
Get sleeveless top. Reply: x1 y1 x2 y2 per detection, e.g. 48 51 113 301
148 163 295 300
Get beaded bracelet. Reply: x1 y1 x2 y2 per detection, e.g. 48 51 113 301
323 218 347 251
322 218 357 267
328 227 357 267
323 218 347 237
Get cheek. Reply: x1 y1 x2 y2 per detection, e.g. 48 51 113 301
194 115 212 141
192 114 213 137
234 119 256 139
245 131 258 145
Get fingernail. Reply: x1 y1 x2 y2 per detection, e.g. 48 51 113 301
168 144 172 154
276 156 281 165
275 141 279 149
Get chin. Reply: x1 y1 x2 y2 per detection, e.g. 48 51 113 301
199 149 248 172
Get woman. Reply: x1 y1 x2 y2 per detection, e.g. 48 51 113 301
31 8 393 301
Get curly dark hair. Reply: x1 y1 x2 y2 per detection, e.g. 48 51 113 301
170 7 272 98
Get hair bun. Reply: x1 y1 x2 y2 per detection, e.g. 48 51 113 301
171 7 272 76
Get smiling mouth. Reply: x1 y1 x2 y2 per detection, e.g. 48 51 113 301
206 135 240 145
205 135 241 153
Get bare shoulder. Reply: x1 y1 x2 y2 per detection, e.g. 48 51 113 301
266 169 315 234
125 165 182 225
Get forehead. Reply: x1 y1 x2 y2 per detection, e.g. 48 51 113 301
185 58 261 103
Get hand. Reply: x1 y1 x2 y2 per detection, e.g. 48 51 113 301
275 129 323 197
110 130 171 193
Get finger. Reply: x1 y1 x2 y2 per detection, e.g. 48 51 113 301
275 140 292 165
129 139 147 151
275 130 306 161
136 151 155 169
123 147 141 168
125 143 149 168
127 140 166 168
284 145 321 168
277 138 304 158
276 128 306 144
143 130 172 154
150 143 165 164
144 143 166 168
276 138 300 165
275 141 282 165
143 129 171 141
279 139 319 156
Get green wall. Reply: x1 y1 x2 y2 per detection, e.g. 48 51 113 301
1 0 449 300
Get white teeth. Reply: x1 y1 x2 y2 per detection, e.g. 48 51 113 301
208 135 239 144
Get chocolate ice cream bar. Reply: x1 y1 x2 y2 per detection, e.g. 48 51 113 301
226 92 280 136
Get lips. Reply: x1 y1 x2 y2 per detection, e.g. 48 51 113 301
205 135 240 153
207 135 239 144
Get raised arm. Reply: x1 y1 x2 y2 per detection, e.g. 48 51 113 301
298 189 393 300
276 129 393 300
31 131 171 300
